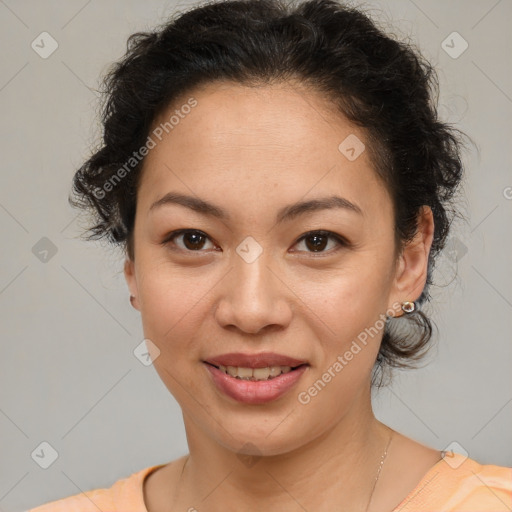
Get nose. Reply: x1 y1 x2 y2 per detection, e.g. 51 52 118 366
214 250 293 335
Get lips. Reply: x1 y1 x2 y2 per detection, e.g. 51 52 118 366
204 352 307 369
203 352 309 404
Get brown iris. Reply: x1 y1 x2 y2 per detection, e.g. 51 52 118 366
181 231 207 250
304 233 329 252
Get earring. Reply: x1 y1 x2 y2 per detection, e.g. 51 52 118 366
129 295 136 306
401 301 416 314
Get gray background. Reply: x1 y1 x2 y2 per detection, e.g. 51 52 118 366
1 0 511 510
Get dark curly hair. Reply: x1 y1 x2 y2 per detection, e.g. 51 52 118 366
70 0 465 385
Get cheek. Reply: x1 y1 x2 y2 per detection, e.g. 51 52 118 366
136 257 215 356
292 274 385 425
292 255 393 339
135 260 216 409
288 259 392 401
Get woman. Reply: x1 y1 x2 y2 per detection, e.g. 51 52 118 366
28 0 511 510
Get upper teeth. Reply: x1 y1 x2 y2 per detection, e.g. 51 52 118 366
218 365 293 380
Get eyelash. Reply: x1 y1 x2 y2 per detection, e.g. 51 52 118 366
161 229 349 256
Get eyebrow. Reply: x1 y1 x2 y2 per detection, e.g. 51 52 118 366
148 192 362 223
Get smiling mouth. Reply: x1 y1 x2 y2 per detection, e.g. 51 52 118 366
204 362 307 381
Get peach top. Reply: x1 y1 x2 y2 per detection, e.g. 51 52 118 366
27 454 512 511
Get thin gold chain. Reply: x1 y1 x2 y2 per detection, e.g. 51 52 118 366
365 430 394 512
170 432 394 512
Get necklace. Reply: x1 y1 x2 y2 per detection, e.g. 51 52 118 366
171 430 394 512
364 429 394 512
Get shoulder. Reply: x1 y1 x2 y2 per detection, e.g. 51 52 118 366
398 453 512 512
25 464 165 512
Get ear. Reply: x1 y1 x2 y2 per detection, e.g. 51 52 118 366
124 257 140 311
389 206 435 312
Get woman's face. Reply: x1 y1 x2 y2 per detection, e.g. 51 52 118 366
125 81 430 456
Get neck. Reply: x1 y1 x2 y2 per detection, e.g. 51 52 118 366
176 392 391 511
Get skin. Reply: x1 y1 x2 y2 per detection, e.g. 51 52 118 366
124 80 441 512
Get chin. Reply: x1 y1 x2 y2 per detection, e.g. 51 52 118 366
203 407 329 458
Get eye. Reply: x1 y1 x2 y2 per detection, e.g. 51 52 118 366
291 230 347 255
162 229 217 252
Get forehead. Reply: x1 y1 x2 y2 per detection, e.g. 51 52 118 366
138 81 390 218
150 80 353 159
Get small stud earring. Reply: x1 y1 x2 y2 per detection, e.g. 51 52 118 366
401 301 416 314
